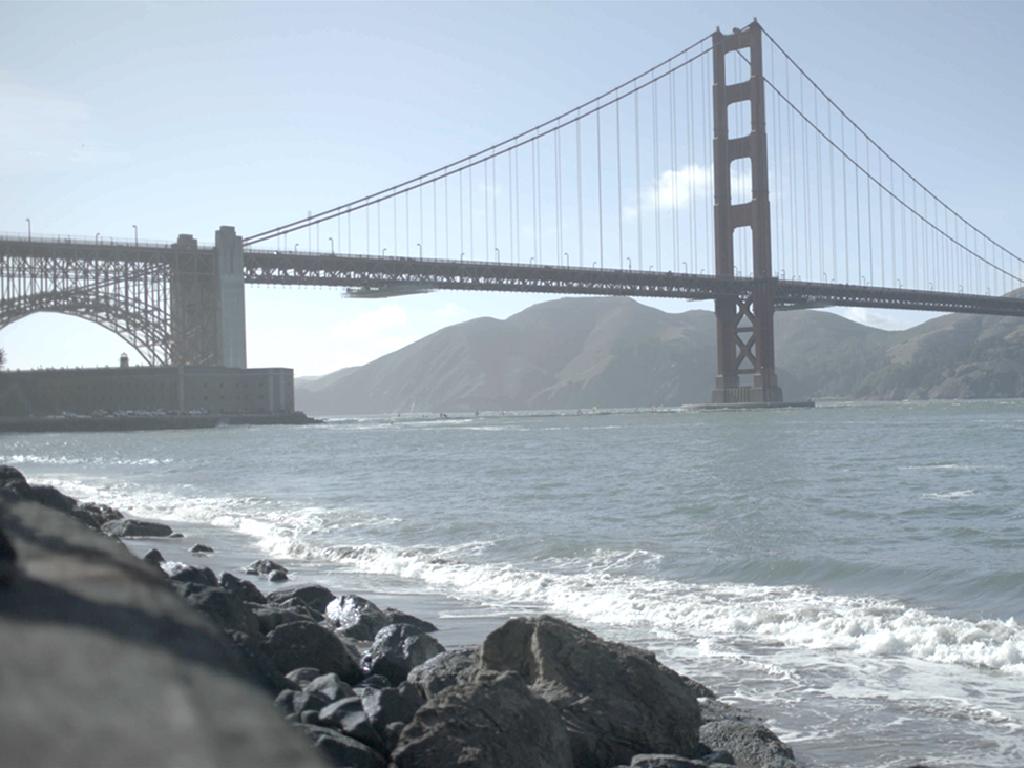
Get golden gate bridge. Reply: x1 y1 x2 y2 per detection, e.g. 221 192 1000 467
2 21 1021 403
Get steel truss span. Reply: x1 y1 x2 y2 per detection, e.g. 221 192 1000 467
243 250 1024 317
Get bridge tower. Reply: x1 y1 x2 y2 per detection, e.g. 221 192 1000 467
168 226 247 368
710 22 783 404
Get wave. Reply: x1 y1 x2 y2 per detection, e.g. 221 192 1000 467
3 454 172 467
38 474 1024 677
250 534 1024 676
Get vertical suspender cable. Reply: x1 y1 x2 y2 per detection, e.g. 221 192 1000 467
577 114 583 267
670 71 679 272
597 105 605 268
635 90 643 270
616 93 624 270
652 75 661 271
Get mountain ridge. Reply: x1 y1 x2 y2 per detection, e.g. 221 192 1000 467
295 297 1024 415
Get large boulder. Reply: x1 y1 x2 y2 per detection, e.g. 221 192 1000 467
246 559 289 577
220 572 266 604
164 563 218 587
226 630 293 693
382 607 438 633
101 519 173 538
296 725 386 768
0 465 26 485
481 615 701 768
251 604 319 634
67 502 123 530
627 755 733 768
183 586 260 637
326 595 390 641
263 621 362 683
365 624 445 685
20 484 78 514
305 672 356 704
268 584 335 615
391 670 573 768
698 720 796 768
406 648 480 699
359 682 424 733
318 697 385 752
0 527 18 586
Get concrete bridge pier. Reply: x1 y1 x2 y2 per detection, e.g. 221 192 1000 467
169 227 247 368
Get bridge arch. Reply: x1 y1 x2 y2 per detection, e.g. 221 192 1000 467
0 291 173 366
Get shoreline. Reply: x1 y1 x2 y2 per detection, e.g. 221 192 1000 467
0 411 319 434
0 466 814 768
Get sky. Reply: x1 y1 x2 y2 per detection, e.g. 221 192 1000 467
2 1 1022 376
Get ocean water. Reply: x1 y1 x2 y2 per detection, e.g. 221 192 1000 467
3 399 1023 767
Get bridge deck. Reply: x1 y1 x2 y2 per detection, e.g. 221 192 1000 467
3 236 1023 318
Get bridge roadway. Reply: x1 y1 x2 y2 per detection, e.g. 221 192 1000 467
3 235 1024 319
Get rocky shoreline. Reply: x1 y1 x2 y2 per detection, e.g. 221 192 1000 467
0 465 838 768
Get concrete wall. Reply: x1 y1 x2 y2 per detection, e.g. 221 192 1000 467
0 367 294 418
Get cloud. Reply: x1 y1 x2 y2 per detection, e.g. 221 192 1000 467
647 164 713 210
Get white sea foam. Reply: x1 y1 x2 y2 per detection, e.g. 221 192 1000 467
38 474 1024 679
250 537 1024 676
923 490 976 500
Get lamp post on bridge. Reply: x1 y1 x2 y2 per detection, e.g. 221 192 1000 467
25 218 30 242
328 237 335 255
95 232 100 244
132 225 138 247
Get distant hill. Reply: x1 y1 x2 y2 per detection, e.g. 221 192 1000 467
294 297 1024 415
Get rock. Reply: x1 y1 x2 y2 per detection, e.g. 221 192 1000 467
481 615 701 768
246 558 289 577
293 688 332 715
269 568 289 582
406 648 480 699
700 751 735 765
359 682 424 733
68 502 123 530
163 563 218 587
101 519 173 538
698 721 796 768
0 465 26 485
220 572 266 604
365 623 445 685
225 630 292 693
169 532 184 538
183 586 260 637
21 484 78 514
326 595 390 641
262 621 362 683
296 725 386 768
381 721 405 754
391 670 573 768
142 548 165 566
0 527 18 586
275 689 297 712
356 674 392 690
189 543 214 554
305 672 356 704
286 667 323 686
268 584 336 615
382 607 438 633
629 755 721 768
318 697 385 751
252 604 319 634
